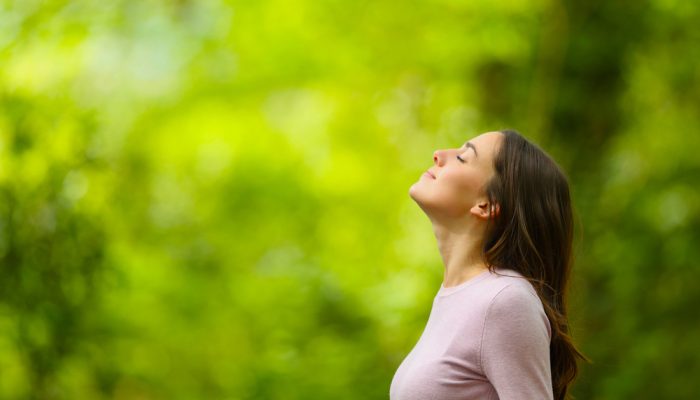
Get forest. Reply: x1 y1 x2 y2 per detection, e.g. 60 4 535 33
1 0 699 398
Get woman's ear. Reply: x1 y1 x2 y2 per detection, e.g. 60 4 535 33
470 202 500 220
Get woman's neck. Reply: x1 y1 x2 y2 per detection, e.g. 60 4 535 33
432 221 489 287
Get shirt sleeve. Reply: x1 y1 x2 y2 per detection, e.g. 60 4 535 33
480 284 553 400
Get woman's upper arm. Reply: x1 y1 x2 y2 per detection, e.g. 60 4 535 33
480 284 553 400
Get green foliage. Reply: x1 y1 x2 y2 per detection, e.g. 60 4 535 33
1 0 698 398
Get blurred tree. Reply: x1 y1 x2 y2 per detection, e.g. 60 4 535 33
0 94 110 397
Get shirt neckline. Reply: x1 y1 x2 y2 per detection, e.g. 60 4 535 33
437 268 493 297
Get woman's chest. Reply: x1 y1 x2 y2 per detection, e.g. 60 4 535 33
390 301 495 400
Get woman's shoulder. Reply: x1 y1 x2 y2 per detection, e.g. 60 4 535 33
484 268 539 298
481 269 551 337
477 268 546 319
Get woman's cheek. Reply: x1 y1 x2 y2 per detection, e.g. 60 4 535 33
456 172 484 195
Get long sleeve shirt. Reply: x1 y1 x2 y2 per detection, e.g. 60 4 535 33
389 268 553 400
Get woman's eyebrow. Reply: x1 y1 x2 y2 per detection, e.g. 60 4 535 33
462 141 478 158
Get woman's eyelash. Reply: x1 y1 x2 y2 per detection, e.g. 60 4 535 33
456 155 465 163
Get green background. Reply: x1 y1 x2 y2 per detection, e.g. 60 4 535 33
1 0 699 398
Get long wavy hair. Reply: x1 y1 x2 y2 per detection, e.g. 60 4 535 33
482 129 590 400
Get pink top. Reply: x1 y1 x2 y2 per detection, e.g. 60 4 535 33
389 268 553 400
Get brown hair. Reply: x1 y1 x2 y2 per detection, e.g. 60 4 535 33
483 129 590 400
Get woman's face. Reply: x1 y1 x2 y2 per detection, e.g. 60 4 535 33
409 131 503 220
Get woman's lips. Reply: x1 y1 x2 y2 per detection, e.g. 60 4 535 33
424 171 436 179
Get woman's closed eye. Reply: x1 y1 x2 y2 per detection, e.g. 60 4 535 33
456 155 465 163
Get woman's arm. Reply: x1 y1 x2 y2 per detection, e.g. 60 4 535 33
480 284 553 400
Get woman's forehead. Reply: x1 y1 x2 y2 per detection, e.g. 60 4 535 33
467 132 503 158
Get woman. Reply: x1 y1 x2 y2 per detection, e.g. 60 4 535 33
390 130 588 400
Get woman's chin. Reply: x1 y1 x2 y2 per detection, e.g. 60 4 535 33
408 182 421 199
408 183 430 207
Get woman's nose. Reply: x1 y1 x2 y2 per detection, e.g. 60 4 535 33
433 151 441 165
